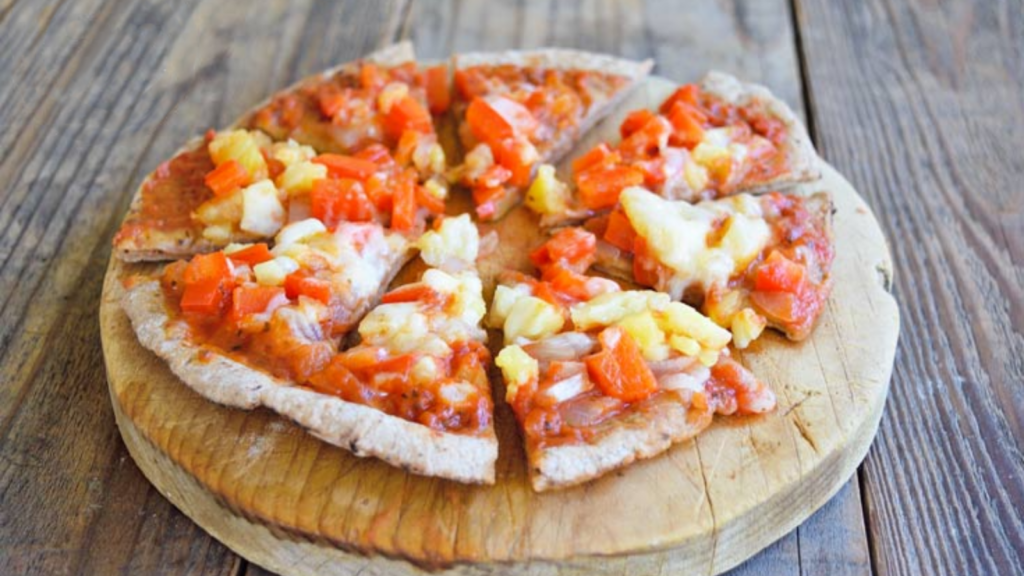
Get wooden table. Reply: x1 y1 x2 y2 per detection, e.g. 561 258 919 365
1 1 1020 574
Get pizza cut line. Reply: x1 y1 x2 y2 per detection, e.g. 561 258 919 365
112 42 833 490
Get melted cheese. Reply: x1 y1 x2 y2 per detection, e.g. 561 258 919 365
620 187 771 293
416 214 479 268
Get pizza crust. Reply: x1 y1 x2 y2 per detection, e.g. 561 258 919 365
119 278 498 484
529 394 714 492
765 191 834 341
699 70 821 192
453 48 653 166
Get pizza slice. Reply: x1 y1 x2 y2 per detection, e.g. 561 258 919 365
114 42 450 262
489 230 775 491
588 186 834 346
120 218 413 405
449 49 652 221
246 41 450 155
121 215 498 482
529 71 820 226
266 215 497 483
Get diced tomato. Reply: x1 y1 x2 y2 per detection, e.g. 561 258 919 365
467 96 538 145
471 185 505 216
571 143 615 175
180 252 235 315
603 207 637 252
391 171 418 231
306 359 366 402
180 278 229 315
338 346 386 372
635 156 667 187
477 163 513 188
374 353 418 376
231 285 286 317
530 279 564 307
584 326 658 403
620 109 656 139
380 283 441 305
363 174 391 212
529 228 596 274
311 178 375 228
424 65 451 114
360 63 385 90
493 138 533 187
632 237 660 287
750 290 799 323
384 96 433 141
354 144 394 166
284 272 331 304
312 154 377 181
184 252 233 286
659 83 701 114
542 266 596 301
228 243 273 267
753 251 807 293
619 115 671 159
453 69 488 99
204 160 250 197
577 165 645 210
414 184 446 215
315 83 346 118
667 101 706 148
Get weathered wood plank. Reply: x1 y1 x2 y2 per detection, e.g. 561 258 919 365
795 0 1024 574
0 0 407 574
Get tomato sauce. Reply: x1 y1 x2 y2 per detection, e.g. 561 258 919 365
248 62 435 155
113 145 214 244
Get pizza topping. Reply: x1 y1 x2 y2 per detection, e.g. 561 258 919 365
600 187 832 346
302 219 490 435
524 164 570 215
584 326 659 403
452 63 636 221
240 180 286 236
415 214 480 270
496 345 538 403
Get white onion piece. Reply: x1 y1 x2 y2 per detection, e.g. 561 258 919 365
524 333 597 361
647 356 700 377
562 395 621 428
594 240 633 277
658 366 711 393
540 373 593 405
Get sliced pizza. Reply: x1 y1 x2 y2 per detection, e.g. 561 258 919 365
121 214 497 482
490 230 775 491
449 49 652 221
529 71 820 226
246 41 449 155
588 186 834 345
114 42 449 262
121 218 413 404
267 215 497 483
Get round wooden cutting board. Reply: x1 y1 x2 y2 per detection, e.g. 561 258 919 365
100 77 900 576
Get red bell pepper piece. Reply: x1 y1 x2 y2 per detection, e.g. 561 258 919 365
424 65 451 114
312 154 378 181
204 160 250 197
585 326 658 403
